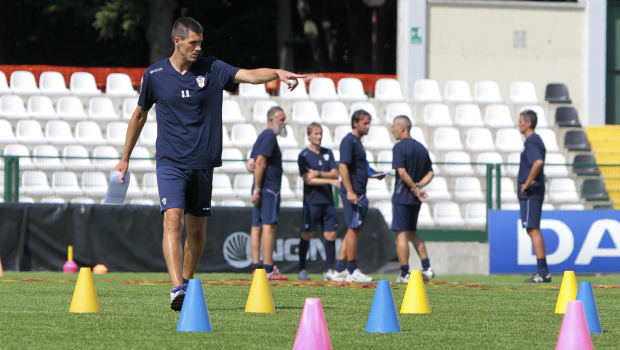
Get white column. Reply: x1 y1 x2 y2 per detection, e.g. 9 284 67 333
585 0 607 126
397 0 427 99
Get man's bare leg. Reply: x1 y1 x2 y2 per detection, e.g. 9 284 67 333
250 225 262 265
182 213 207 280
261 223 276 266
163 208 185 288
527 228 546 259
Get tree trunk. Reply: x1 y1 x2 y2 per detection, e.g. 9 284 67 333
147 0 177 63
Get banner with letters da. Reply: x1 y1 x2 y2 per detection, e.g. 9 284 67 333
489 210 620 273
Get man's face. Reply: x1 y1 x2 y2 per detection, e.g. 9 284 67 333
391 120 402 140
354 114 371 136
308 126 322 147
175 30 202 63
272 110 288 137
518 114 529 134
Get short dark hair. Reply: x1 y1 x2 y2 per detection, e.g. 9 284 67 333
267 106 284 122
521 109 538 129
171 17 203 42
351 109 371 128
393 115 412 131
306 122 322 135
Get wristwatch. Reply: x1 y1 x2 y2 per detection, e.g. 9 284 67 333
416 184 423 190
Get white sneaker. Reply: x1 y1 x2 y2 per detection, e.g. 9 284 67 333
322 269 335 281
396 274 409 284
169 286 185 311
421 267 435 281
345 268 373 283
331 269 349 282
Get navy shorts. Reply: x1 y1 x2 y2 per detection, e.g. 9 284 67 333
301 203 339 232
520 198 543 229
340 192 369 229
252 189 281 226
391 203 421 232
156 166 213 216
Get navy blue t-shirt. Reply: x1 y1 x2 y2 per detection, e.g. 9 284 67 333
517 133 546 200
250 129 283 192
138 56 239 169
298 147 337 205
339 132 368 195
392 138 433 205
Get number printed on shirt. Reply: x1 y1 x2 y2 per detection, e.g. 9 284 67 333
181 89 191 98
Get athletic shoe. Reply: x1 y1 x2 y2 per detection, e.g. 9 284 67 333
524 272 552 283
421 267 435 281
396 274 409 284
170 286 185 311
322 269 336 281
345 269 373 283
267 265 289 281
298 269 311 281
331 269 349 282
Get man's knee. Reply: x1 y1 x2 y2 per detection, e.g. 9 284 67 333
301 231 313 241
164 209 184 231
323 231 336 241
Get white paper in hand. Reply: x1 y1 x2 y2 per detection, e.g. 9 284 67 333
104 170 130 204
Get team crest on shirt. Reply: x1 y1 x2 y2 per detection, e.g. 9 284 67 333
196 76 205 88
323 154 329 161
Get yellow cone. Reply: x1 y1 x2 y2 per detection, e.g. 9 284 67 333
245 269 275 313
554 271 578 314
400 270 430 314
69 267 101 313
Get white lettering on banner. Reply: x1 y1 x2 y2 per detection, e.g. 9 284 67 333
575 219 620 264
517 219 574 265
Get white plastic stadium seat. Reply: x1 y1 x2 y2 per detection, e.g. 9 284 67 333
349 102 378 124
121 97 139 120
233 174 254 199
375 150 392 173
222 126 232 148
443 151 475 176
519 105 548 128
281 176 295 200
424 176 451 201
418 204 435 227
545 153 569 178
292 101 320 124
142 172 159 199
505 152 520 177
432 127 463 152
138 122 157 147
56 96 87 121
484 104 514 128
321 101 349 126
4 144 35 170
62 145 93 171
510 81 537 105
220 148 246 173
0 119 17 144
239 83 269 99
559 203 585 211
475 152 503 176
384 102 413 125
130 198 155 206
40 196 66 204
20 170 53 197
89 97 120 122
252 100 277 123
39 71 70 96
27 96 57 120
423 104 453 127
231 123 257 148
495 129 523 153
465 128 495 152
493 177 518 203
0 71 10 95
453 177 485 202
220 199 247 207
366 178 391 201
474 80 503 104
75 121 106 146
222 100 246 124
337 77 367 101
105 73 137 97
277 125 299 149
375 201 392 225
10 71 39 96
125 176 142 198
364 126 393 150
374 78 404 102
412 127 427 148
71 197 96 204
279 80 308 100
70 72 102 97
302 125 334 149
444 80 473 104
32 145 64 171
0 95 29 120
106 122 128 146
16 120 46 145
130 147 155 172
52 171 83 197
413 79 442 103
549 178 580 203
309 77 338 101
81 171 108 198
464 202 487 228
433 201 465 227
334 125 351 146
212 174 235 199
92 145 119 171
282 200 303 208
454 104 483 127
282 148 301 174
537 128 559 152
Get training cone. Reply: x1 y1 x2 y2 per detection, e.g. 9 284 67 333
576 282 602 334
176 279 212 332
292 298 332 350
365 280 401 333
245 269 275 313
69 267 101 313
555 300 593 350
400 270 430 314
555 271 578 314
63 245 78 273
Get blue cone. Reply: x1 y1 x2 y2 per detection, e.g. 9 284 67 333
365 280 401 333
176 279 212 332
576 282 602 334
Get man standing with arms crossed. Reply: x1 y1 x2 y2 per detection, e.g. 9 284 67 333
247 106 288 280
114 17 303 310
297 122 340 281
332 110 383 283
518 109 550 283
390 115 435 283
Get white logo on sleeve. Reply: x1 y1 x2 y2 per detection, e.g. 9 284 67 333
162 197 167 205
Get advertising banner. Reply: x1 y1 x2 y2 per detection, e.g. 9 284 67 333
489 210 620 273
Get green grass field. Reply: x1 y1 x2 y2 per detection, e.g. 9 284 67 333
1 272 619 349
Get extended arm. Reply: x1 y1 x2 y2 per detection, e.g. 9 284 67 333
234 68 305 90
113 106 149 183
